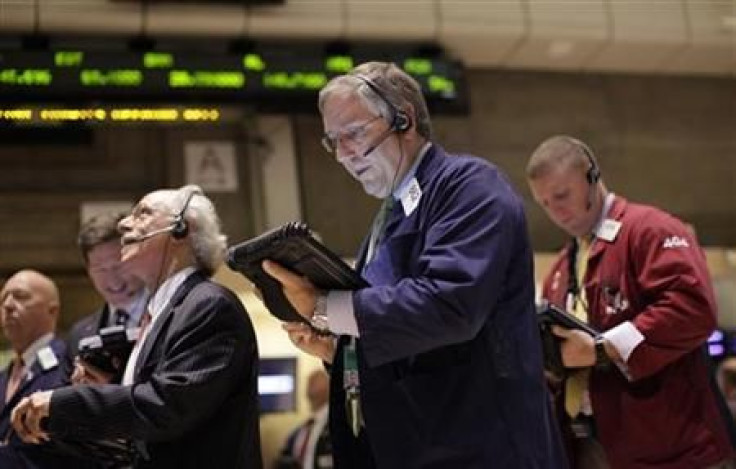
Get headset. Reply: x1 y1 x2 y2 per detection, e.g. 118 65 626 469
560 137 601 213
574 138 601 185
353 74 411 133
122 188 198 245
170 189 197 240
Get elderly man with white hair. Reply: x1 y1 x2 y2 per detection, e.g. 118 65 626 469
11 185 262 469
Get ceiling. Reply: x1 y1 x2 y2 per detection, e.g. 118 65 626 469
1 0 734 77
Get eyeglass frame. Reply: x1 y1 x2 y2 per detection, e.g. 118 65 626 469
320 115 384 154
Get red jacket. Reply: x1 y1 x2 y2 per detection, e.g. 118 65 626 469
542 196 734 469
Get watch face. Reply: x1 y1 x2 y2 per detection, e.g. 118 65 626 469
311 314 330 333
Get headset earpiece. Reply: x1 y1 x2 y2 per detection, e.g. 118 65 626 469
586 166 601 185
584 150 601 185
354 74 411 133
171 190 197 240
565 136 601 185
392 111 411 132
171 216 188 240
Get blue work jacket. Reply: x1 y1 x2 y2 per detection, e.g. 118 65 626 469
329 144 567 469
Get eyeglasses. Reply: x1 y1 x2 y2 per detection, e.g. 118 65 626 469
321 115 382 154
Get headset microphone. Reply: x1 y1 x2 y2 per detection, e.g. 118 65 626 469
121 225 176 245
362 127 395 158
353 74 412 134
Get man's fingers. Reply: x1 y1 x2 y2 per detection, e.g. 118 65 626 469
262 260 293 284
282 321 310 333
10 399 25 434
282 322 316 345
71 360 89 384
11 399 35 442
10 392 53 444
551 325 573 338
27 407 47 440
262 260 307 290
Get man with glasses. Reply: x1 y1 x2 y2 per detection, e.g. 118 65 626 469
11 186 262 468
263 61 566 468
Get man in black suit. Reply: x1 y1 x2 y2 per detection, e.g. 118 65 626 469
11 185 263 468
62 211 147 383
0 269 98 468
275 369 332 469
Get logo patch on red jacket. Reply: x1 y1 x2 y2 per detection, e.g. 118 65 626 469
662 236 690 249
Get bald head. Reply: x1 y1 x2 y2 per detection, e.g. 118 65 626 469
0 269 60 353
306 369 329 412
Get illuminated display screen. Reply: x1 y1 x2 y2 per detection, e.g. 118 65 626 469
259 357 297 413
709 329 726 358
0 106 222 123
0 37 467 113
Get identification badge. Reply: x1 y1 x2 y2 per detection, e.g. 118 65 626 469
399 177 422 216
37 346 59 371
597 219 621 242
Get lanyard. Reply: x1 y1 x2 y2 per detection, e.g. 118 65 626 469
342 337 363 436
343 337 360 390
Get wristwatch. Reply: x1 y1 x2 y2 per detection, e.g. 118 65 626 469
594 335 612 370
310 293 330 335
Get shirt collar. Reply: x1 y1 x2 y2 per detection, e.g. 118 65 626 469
147 267 196 320
577 192 615 244
20 332 54 368
392 142 432 200
591 192 616 239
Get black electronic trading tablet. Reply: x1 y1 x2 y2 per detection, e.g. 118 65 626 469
536 300 599 377
227 222 368 323
537 300 599 337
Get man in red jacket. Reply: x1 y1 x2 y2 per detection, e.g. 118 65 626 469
527 135 735 469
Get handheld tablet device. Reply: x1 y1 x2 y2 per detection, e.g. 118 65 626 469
227 222 368 323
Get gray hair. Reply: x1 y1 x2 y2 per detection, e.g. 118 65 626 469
156 185 227 276
318 61 432 140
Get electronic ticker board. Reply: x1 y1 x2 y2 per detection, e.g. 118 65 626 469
0 37 468 114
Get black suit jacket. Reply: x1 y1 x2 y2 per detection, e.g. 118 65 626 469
0 338 100 468
275 412 332 469
47 271 263 468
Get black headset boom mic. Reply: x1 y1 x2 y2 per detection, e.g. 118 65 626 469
353 74 411 133
171 190 197 239
121 225 176 245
